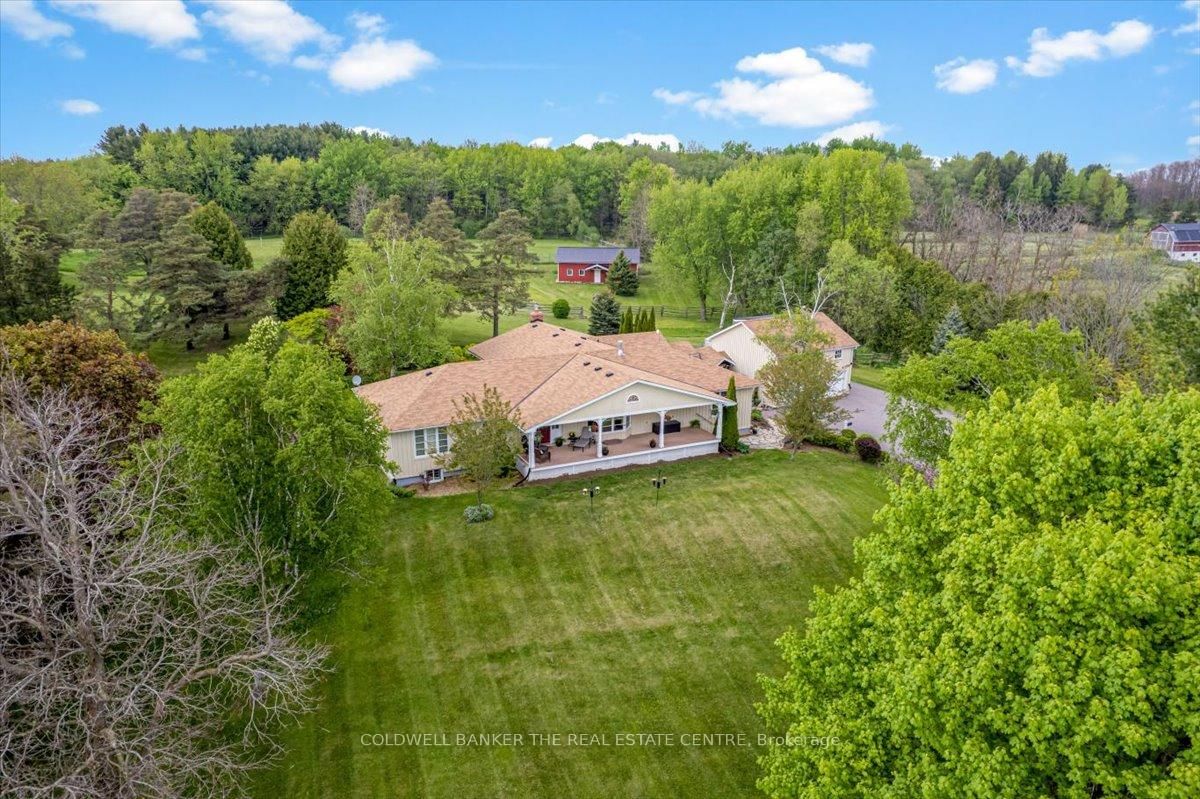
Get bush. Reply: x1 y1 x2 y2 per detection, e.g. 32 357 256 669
838 428 857 452
553 436 564 446
689 418 701 428
855 435 883 463
751 408 766 423
390 484 416 499
551 299 571 319
463 503 495 524
802 428 848 451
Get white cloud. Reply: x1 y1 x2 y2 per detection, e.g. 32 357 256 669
652 88 700 105
52 0 198 47
1189 134 1200 147
815 120 891 145
328 38 436 91
349 11 386 37
60 98 101 115
1 0 73 41
933 57 998 93
816 42 874 67
1176 1 1200 35
350 125 391 138
177 46 207 62
671 46 873 128
572 132 681 150
1005 19 1154 77
60 41 85 59
200 0 338 62
528 137 553 148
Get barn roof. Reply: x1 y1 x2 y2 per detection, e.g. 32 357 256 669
555 246 641 264
1155 222 1200 242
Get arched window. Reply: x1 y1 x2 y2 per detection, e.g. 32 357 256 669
626 393 640 403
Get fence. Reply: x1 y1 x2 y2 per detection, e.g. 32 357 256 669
523 302 726 322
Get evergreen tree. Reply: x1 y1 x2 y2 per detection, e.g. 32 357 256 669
608 250 639 296
0 202 73 325
619 307 633 334
460 209 534 337
140 219 229 349
648 306 656 331
587 291 622 335
720 375 740 451
417 197 468 265
931 303 969 353
189 201 253 270
275 209 347 320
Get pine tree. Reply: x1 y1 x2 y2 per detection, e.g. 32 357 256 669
619 307 633 333
720 375 740 451
417 198 469 265
648 307 656 331
587 292 622 335
190 201 253 270
608 250 639 296
275 210 347 320
461 209 534 338
931 303 969 353
141 219 228 349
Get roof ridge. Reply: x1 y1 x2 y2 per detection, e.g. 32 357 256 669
512 354 578 415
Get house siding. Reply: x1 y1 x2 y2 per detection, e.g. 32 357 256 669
556 260 640 283
706 324 856 398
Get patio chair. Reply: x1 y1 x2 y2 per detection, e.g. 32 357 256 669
534 442 552 463
569 429 595 450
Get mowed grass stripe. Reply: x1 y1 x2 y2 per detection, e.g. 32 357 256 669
256 449 887 798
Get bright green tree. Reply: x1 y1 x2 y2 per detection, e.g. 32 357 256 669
149 339 391 603
608 249 639 296
587 291 622 335
720 375 740 450
759 386 1200 798
189 201 253 270
275 209 347 319
331 238 456 380
1143 265 1200 386
438 385 523 508
755 315 848 454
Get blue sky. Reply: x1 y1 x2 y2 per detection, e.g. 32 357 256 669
1 0 1198 170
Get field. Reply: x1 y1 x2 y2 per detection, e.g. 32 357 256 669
253 449 888 799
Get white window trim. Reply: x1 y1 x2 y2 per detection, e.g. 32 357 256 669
600 416 629 433
414 426 450 458
424 468 444 484
833 349 842 359
626 393 640 403
566 267 573 276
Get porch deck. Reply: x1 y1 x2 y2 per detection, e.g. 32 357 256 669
524 427 715 468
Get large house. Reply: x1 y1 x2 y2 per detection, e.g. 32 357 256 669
1149 223 1200 262
355 313 758 485
704 312 859 395
555 246 640 284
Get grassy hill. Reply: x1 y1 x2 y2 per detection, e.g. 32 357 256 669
253 450 887 799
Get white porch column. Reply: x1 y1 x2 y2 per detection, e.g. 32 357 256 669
596 419 604 458
527 431 536 470
658 410 666 449
715 402 724 442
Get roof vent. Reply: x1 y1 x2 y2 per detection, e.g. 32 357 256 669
574 342 582 347
530 307 544 323
594 366 602 371
616 339 624 357
424 370 433 377
582 360 591 366
552 333 559 337
604 371 614 377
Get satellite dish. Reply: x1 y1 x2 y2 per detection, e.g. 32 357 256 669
352 375 362 387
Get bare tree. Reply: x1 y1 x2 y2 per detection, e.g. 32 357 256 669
0 376 327 799
346 183 377 234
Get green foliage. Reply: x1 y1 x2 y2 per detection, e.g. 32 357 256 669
282 307 333 346
756 315 849 452
189 201 252 270
275 210 347 320
149 339 391 604
330 238 456 380
461 209 534 337
886 319 1102 464
608 250 639 296
439 385 523 506
721 375 740 450
550 298 571 319
463 503 496 524
416 197 469 265
931 302 969 353
587 292 622 335
0 191 73 324
821 239 895 348
0 320 158 434
1143 265 1200 385
758 387 1200 798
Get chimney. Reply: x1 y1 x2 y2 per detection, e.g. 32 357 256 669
529 305 544 323
616 339 624 357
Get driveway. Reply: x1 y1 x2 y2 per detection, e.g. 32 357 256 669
835 382 889 443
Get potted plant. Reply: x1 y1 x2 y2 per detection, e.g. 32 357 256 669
554 436 565 447
649 438 657 448
602 445 610 456
689 418 701 429
567 431 577 442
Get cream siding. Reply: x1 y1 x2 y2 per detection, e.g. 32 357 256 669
706 323 856 398
387 428 454 483
545 381 726 427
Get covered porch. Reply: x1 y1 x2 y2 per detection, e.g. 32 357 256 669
517 397 728 481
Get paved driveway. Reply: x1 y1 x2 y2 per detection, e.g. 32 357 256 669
835 382 889 443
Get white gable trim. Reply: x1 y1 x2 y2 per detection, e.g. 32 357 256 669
581 263 609 272
525 379 732 432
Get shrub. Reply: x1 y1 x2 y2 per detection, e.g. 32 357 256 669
551 299 571 319
553 436 564 446
601 445 610 456
802 428 847 450
390 484 416 499
736 441 751 454
751 408 766 423
463 503 495 524
855 435 883 463
837 428 857 452
689 418 701 428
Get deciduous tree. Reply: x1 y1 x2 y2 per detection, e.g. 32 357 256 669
755 315 848 453
439 385 523 507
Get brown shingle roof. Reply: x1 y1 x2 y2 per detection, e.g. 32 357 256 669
594 331 757 393
739 312 859 351
467 322 612 360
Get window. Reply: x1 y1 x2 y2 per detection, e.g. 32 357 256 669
626 393 640 403
600 417 628 433
565 268 573 276
833 349 843 359
423 468 444 484
414 426 449 457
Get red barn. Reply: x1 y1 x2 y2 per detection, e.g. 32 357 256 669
555 246 641 283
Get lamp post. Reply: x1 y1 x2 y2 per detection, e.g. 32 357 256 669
650 473 668 505
582 485 600 512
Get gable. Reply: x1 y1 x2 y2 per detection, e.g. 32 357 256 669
542 380 725 425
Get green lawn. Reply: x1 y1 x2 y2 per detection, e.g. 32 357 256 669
246 235 284 265
254 449 887 799
851 363 894 391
